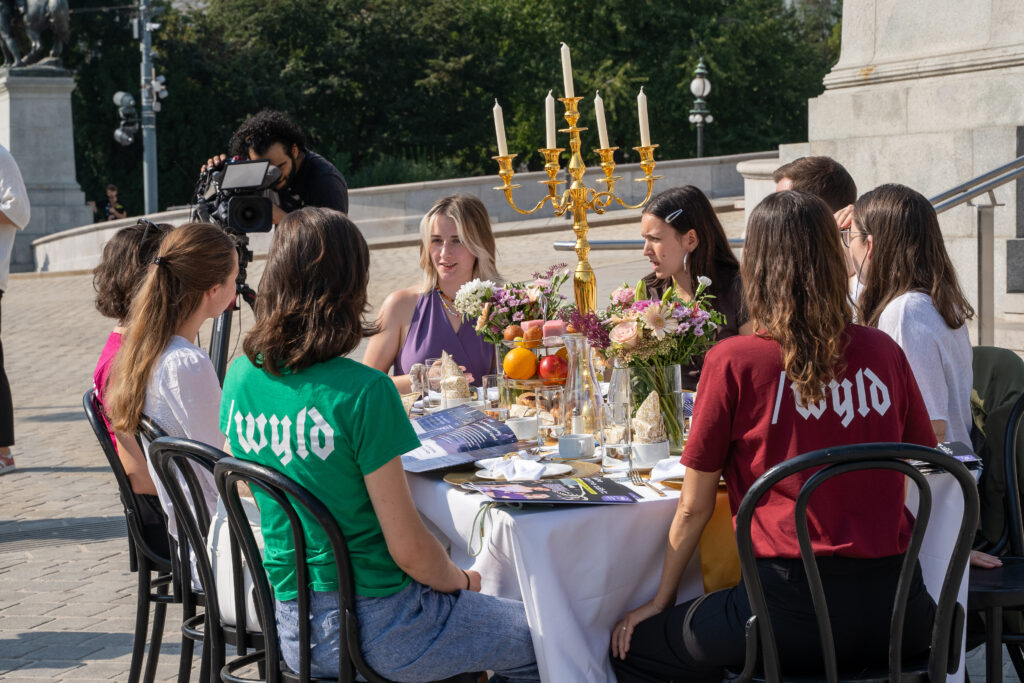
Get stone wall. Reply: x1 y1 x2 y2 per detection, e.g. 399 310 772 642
33 150 773 273
778 1 1024 323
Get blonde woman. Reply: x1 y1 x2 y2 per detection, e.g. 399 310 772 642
106 222 238 542
364 194 500 392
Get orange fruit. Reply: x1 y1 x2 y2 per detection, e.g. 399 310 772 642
503 347 538 380
556 346 569 362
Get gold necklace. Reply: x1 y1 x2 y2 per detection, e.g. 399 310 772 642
436 286 459 317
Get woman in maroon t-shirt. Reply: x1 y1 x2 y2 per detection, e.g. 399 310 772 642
611 191 939 682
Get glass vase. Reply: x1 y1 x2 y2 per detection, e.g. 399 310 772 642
628 362 686 455
561 334 604 446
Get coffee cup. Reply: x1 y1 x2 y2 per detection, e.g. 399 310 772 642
558 433 595 459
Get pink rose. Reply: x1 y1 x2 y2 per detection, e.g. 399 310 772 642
611 286 635 306
609 321 639 349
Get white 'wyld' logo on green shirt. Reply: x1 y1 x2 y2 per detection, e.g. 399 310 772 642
228 402 336 465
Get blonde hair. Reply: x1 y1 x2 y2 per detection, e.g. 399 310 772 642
742 191 852 404
106 223 236 433
418 194 500 292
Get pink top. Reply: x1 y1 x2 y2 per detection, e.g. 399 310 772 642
93 331 122 450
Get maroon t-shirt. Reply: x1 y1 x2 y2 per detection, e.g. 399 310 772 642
682 324 937 559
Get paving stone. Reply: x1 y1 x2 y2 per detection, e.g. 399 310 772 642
7 661 85 678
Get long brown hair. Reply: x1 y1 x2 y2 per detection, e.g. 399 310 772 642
93 221 171 321
418 194 500 292
855 183 973 329
742 191 852 404
244 207 376 374
106 223 236 433
642 185 739 291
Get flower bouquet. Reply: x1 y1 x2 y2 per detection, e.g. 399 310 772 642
452 264 571 346
562 276 725 453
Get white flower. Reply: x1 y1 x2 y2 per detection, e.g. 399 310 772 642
697 275 712 288
453 279 495 318
639 302 679 340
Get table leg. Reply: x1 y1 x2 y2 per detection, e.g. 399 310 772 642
988 605 1003 683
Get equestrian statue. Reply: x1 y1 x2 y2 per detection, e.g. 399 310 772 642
0 0 70 68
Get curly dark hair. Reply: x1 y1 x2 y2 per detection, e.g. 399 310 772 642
93 221 172 321
244 207 377 374
228 109 307 158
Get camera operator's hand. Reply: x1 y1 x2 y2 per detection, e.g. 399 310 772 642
201 153 228 175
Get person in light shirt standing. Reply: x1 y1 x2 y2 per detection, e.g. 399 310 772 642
0 143 29 475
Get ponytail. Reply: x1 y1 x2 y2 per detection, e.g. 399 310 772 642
106 223 236 433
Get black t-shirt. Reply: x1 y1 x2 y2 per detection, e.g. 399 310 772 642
276 151 349 215
96 199 125 222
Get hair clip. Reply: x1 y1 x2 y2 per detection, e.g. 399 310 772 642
152 256 168 267
665 208 683 223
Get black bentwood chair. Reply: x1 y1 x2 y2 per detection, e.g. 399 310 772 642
968 391 1024 683
214 457 481 683
150 438 264 683
730 443 978 683
83 389 177 683
137 416 212 683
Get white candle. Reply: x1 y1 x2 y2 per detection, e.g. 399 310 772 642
560 42 574 98
637 86 650 147
493 99 508 157
594 90 610 149
545 90 556 149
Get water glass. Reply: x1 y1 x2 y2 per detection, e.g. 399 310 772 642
601 401 631 471
536 386 565 446
480 373 508 422
424 357 442 409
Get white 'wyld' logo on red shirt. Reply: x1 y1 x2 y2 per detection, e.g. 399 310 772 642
770 368 891 427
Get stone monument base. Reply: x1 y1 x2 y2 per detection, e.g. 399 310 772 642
0 67 91 272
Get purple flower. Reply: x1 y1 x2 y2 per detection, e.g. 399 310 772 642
694 327 705 337
513 311 525 322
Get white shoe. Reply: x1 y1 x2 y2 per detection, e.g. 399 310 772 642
0 451 14 475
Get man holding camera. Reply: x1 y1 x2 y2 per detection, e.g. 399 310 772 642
204 110 348 224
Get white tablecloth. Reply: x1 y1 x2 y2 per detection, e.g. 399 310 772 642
408 470 970 683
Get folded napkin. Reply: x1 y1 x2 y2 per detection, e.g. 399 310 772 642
440 351 473 399
633 391 667 444
476 451 543 470
649 457 686 483
486 457 548 481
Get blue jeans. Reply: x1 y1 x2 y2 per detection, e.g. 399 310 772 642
275 581 540 683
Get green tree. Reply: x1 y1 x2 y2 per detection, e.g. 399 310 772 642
66 0 840 210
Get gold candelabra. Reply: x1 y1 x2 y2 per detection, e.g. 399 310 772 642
493 96 660 314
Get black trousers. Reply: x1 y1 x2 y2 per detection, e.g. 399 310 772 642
612 556 936 683
0 290 12 447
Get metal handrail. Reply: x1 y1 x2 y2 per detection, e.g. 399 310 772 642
929 154 1024 210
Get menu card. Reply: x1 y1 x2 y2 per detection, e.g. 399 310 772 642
910 440 981 473
464 476 640 504
402 405 520 473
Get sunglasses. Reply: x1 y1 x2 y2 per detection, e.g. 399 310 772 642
137 218 160 262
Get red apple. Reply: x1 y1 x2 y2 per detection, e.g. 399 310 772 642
538 354 568 383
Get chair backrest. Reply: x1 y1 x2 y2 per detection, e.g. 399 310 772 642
734 442 979 683
1002 392 1024 555
214 456 394 683
82 388 170 571
971 345 1024 552
148 437 261 659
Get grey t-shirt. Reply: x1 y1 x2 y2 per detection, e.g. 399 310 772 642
877 291 973 445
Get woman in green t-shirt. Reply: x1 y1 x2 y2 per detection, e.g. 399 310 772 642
221 207 539 682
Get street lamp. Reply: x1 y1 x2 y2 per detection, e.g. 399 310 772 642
688 57 713 158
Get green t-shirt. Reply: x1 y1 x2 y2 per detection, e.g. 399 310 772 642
220 355 421 600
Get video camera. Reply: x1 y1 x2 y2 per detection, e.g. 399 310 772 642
190 158 280 234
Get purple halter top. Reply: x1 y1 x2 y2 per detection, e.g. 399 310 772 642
394 289 495 386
